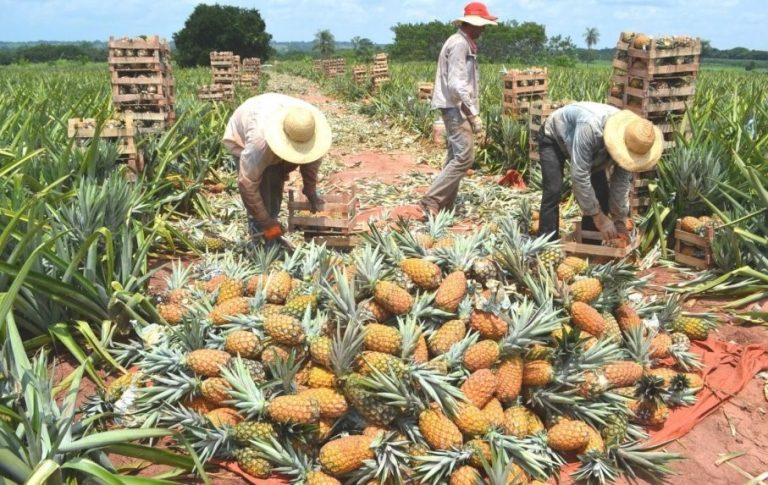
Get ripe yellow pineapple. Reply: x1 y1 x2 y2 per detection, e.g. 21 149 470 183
246 274 265 295
562 256 588 273
469 309 508 339
428 320 467 356
649 332 673 359
363 324 403 355
434 271 467 312
267 395 320 425
263 314 305 346
547 419 591 451
187 349 231 377
310 335 333 367
482 398 505 428
502 405 530 438
556 262 577 282
569 277 603 303
299 388 349 419
615 302 642 332
224 330 262 358
182 395 216 414
461 369 498 408
522 360 554 386
266 270 293 304
306 470 342 485
570 302 607 337
670 316 711 340
373 281 413 315
602 312 622 343
604 361 644 388
217 277 243 303
415 232 434 249
281 293 318 319
210 297 251 325
354 351 407 378
157 303 187 325
305 366 338 389
234 449 271 478
204 274 228 293
205 407 242 427
628 400 669 426
526 409 544 434
232 421 275 445
466 438 492 468
450 466 483 485
463 340 500 371
261 344 292 366
681 216 704 234
413 335 429 364
578 425 606 454
200 377 232 405
318 435 375 476
452 402 491 436
646 367 678 388
360 299 392 323
419 409 463 449
400 258 443 290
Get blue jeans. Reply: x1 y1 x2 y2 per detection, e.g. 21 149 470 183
421 108 474 211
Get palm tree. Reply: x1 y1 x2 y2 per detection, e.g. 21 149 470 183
313 30 336 59
583 27 600 63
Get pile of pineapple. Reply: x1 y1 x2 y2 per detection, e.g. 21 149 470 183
97 213 715 484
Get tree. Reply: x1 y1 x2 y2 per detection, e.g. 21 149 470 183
389 21 454 61
547 35 578 67
173 4 272 67
314 30 336 59
479 20 547 63
351 36 374 62
583 27 599 62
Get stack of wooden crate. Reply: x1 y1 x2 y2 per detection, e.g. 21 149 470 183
68 116 143 172
313 60 323 73
108 36 175 134
371 53 389 89
239 57 261 88
210 51 236 100
197 84 227 103
418 82 434 101
352 65 368 85
607 32 701 214
322 58 346 78
502 67 548 119
527 100 571 162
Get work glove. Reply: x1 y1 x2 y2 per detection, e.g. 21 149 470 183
263 220 284 241
468 115 484 135
306 192 325 213
592 212 618 240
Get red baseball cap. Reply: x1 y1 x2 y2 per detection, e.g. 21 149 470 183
455 2 498 26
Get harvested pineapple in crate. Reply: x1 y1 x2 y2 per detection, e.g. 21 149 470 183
674 216 716 269
287 190 360 249
562 220 641 261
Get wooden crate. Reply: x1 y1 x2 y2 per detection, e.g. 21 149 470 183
503 68 548 118
674 220 714 269
418 82 434 101
67 117 143 172
352 65 368 85
197 84 229 102
562 221 641 260
287 190 360 249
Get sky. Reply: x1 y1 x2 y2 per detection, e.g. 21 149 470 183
1 0 765 50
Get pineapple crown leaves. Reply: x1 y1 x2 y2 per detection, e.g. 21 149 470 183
424 209 456 239
585 259 644 289
655 294 684 328
265 351 302 395
320 267 362 326
518 431 567 478
410 292 455 321
361 223 405 265
136 345 186 375
220 313 265 335
348 432 411 485
352 244 390 294
157 403 209 430
110 340 144 367
247 436 314 481
634 375 668 405
667 343 702 372
165 260 193 291
429 229 489 272
411 448 473 485
220 356 267 418
621 325 653 367
138 371 199 405
391 217 430 259
553 329 623 374
499 299 564 356
439 330 480 372
398 315 422 361
483 430 552 482
167 318 211 352
526 387 615 428
188 422 236 463
608 440 682 483
570 451 620 484
492 227 553 282
666 374 697 407
329 317 365 378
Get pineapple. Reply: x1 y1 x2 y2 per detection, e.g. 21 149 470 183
682 372 704 391
604 361 645 388
547 419 591 451
205 407 242 427
266 395 320 425
419 409 463 449
224 331 262 359
537 246 563 267
232 421 276 445
165 261 192 304
556 263 577 283
299 388 349 419
309 335 333 368
461 369 498 408
281 293 319 319
562 256 588 273
318 435 375 476
494 356 523 403
601 413 629 446
210 297 251 325
428 320 467 356
469 309 508 340
246 274 266 296
670 316 712 340
234 448 272 478
570 302 606 337
463 340 500 371
373 281 413 316
413 334 429 364
187 349 231 377
360 300 392 323
204 274 229 293
263 314 305 346
615 302 642 332
217 277 244 304
266 270 293 304
526 409 544 434
466 439 492 468
470 257 499 284
646 367 678 388
649 332 673 359
261 344 291 366
364 324 403 355
157 303 188 325
502 405 530 438
481 398 505 428
522 360 554 386
201 377 232 405
681 216 704 234
578 425 605 454
602 312 622 343
307 470 342 485
355 351 407 377
450 466 483 485
569 278 603 303
182 395 216 414
400 258 443 290
435 271 468 313
344 374 398 426
452 402 491 436
628 399 669 426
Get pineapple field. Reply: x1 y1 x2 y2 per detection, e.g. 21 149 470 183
0 58 767 485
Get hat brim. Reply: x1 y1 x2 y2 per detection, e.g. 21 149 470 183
453 15 498 27
264 104 332 165
604 110 664 173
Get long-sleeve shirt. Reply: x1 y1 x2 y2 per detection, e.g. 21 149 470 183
222 93 321 227
431 30 480 117
543 102 633 218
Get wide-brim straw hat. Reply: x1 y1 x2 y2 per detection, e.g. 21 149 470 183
604 110 663 172
264 104 332 164
453 2 498 27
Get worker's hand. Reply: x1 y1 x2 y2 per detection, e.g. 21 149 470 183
468 115 484 135
614 217 629 235
306 193 324 213
263 221 284 241
593 213 618 240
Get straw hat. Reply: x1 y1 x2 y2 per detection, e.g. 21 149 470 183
604 110 663 172
264 105 332 164
453 2 498 27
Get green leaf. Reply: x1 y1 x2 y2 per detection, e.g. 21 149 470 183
58 428 171 454
103 444 198 470
25 459 60 485
60 458 124 485
0 447 32 483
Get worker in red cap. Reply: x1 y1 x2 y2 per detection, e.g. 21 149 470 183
419 2 498 217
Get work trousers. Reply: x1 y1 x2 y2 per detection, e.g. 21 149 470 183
537 131 609 241
245 164 289 239
421 108 475 212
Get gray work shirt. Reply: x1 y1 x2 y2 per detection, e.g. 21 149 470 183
543 102 633 218
431 30 479 116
